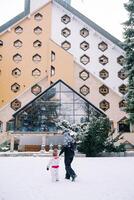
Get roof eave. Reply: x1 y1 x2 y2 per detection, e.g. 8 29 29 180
54 0 123 50
0 0 30 33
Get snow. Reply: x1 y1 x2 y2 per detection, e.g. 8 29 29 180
0 157 134 200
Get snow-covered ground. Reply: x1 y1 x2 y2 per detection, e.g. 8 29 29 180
0 157 134 200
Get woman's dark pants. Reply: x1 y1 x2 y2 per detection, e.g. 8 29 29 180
65 156 76 179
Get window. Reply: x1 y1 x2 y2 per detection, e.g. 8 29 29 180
32 54 41 63
80 85 90 96
80 41 89 51
31 84 42 96
99 100 110 111
119 84 127 95
0 121 2 132
98 41 108 51
13 54 22 63
99 69 109 80
118 117 130 133
117 55 124 66
99 55 108 65
51 51 55 62
123 141 133 150
11 83 20 93
12 68 21 78
14 26 23 34
61 14 71 24
0 40 3 47
51 66 55 76
34 26 42 35
80 55 90 65
14 40 22 48
0 55 2 61
34 13 43 21
61 41 71 50
11 99 21 111
33 40 42 48
6 119 15 131
13 81 104 132
118 68 128 80
80 28 89 38
32 68 41 77
119 100 127 109
99 85 109 96
79 70 89 81
61 28 71 37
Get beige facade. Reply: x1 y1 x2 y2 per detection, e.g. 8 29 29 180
0 2 52 108
0 0 133 150
74 63 127 129
48 40 75 86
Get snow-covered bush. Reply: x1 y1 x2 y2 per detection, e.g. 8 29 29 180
56 120 80 141
0 142 10 152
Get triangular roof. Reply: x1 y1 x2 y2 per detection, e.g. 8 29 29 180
13 79 105 117
0 0 123 50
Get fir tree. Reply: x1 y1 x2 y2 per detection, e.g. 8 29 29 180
77 117 125 157
123 0 134 131
77 117 111 156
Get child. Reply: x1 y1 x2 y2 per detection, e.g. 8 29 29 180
46 148 60 182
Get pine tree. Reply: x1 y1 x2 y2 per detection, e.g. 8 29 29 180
123 0 134 131
77 117 125 157
77 117 111 156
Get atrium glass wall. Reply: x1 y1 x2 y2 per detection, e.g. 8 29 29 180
14 81 104 132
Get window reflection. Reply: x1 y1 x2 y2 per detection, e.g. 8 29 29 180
59 115 74 124
60 92 73 103
74 104 87 115
13 81 103 132
60 104 74 115
60 83 72 92
6 119 14 131
74 94 85 104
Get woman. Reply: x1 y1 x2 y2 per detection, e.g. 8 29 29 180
59 129 77 181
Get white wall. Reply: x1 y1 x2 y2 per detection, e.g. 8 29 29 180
19 135 64 145
20 135 42 145
51 2 127 95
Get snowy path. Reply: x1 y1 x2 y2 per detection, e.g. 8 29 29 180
0 157 134 200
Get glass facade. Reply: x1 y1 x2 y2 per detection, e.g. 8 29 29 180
13 81 104 132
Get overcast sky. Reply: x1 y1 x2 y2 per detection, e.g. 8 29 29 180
0 0 128 41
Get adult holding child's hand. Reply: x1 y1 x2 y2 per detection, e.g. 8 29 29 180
59 129 77 181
